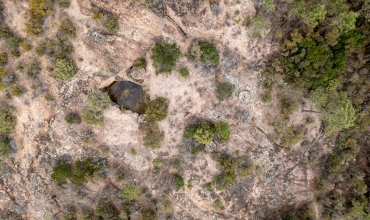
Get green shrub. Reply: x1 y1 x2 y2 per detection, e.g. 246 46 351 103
53 58 77 81
71 158 102 184
19 42 32 51
87 92 111 112
213 199 223 210
191 145 205 155
199 41 219 66
0 139 11 157
94 201 118 219
205 182 212 190
130 148 136 155
120 182 141 201
179 68 189 78
10 84 26 97
0 106 16 135
217 83 235 100
65 112 81 124
215 121 231 141
51 163 72 185
173 174 184 191
24 60 41 78
92 13 119 32
145 97 169 121
25 0 52 36
58 19 76 38
81 109 104 126
56 0 70 8
194 122 215 144
184 124 197 139
214 172 236 190
139 121 164 149
44 93 55 101
280 97 298 118
132 58 147 69
35 45 45 56
0 52 7 66
151 42 182 74
39 38 74 58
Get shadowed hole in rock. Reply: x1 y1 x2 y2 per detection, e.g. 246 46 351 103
105 81 145 113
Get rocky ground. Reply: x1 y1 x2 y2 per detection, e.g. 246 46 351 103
0 0 324 219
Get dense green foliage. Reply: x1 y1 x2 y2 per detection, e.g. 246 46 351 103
217 83 235 100
145 97 169 121
0 106 16 135
65 112 81 124
215 121 231 141
120 182 141 201
199 42 219 66
184 124 197 139
51 158 102 185
151 43 182 74
53 58 77 81
193 122 215 144
139 121 164 149
179 68 189 78
173 174 184 191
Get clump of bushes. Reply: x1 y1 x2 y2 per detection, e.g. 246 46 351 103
94 201 118 219
81 109 104 126
120 182 141 201
185 121 231 144
139 121 164 149
145 97 169 121
151 42 182 75
65 112 81 124
53 58 77 81
173 174 184 191
38 37 74 58
51 158 103 185
58 19 76 38
179 68 189 78
211 153 254 190
188 41 219 66
92 12 119 32
194 122 215 144
19 42 32 51
270 121 305 148
280 97 298 118
25 0 52 36
0 138 11 158
0 105 17 135
217 83 235 100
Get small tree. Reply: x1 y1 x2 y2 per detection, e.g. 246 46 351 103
199 41 219 66
145 97 169 121
194 122 215 144
151 43 182 74
53 58 77 81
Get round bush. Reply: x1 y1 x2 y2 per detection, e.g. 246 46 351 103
194 122 215 144
145 97 169 121
53 58 77 81
215 121 231 140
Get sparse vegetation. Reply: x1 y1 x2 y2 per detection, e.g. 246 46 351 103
81 109 104 126
56 0 70 8
92 12 119 32
0 139 11 158
53 58 77 81
25 0 52 36
133 58 147 69
10 84 26 97
58 19 76 38
139 121 164 149
151 43 182 75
